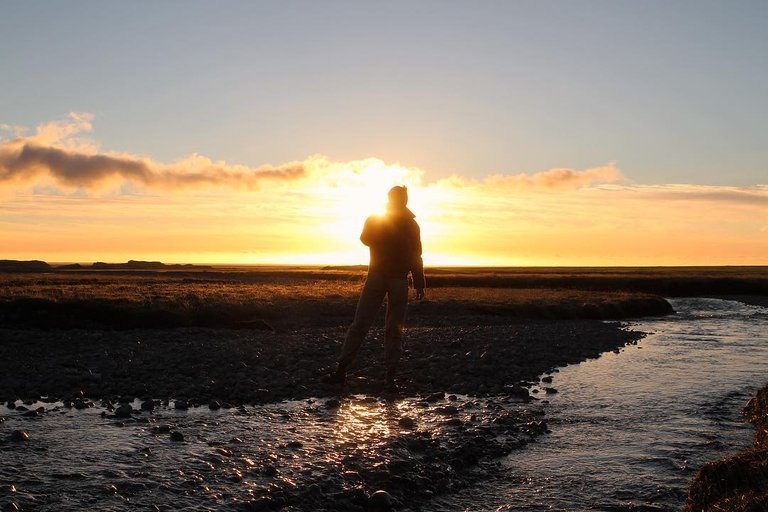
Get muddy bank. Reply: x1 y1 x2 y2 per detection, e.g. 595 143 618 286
684 382 768 511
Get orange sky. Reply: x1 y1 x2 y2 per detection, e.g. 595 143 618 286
1 114 767 266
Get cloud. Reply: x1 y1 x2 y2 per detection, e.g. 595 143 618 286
0 123 27 142
621 184 768 207
28 112 94 146
434 163 625 193
0 113 305 191
486 164 625 190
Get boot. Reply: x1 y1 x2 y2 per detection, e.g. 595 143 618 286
321 364 347 385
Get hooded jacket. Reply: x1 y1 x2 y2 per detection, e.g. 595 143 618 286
360 205 426 290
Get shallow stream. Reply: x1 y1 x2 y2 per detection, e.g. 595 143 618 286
426 298 768 511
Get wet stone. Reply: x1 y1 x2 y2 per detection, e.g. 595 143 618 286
426 391 445 403
368 489 394 511
114 403 133 418
10 430 29 442
170 431 184 442
398 416 416 429
140 399 155 411
208 400 221 410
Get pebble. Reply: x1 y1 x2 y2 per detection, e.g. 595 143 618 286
174 400 189 410
425 391 445 403
170 431 184 442
114 404 133 418
544 387 558 394
140 399 155 411
398 416 416 429
208 400 221 410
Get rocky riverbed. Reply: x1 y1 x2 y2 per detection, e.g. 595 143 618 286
0 320 645 511
0 321 643 404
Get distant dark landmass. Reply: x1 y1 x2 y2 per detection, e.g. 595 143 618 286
0 260 52 272
87 260 211 270
0 259 211 272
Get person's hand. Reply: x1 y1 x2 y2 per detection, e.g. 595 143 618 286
415 288 425 301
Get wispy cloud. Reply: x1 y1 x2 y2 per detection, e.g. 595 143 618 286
483 164 625 190
0 113 305 191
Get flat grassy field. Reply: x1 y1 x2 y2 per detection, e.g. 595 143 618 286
0 265 765 329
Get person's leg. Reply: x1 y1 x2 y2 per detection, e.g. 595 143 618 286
336 272 388 372
383 277 409 388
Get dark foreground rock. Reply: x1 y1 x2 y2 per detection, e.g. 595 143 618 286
684 382 768 511
0 321 643 404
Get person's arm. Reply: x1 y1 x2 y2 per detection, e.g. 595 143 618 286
360 216 377 247
410 221 426 299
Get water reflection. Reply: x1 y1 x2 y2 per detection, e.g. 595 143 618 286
426 298 768 511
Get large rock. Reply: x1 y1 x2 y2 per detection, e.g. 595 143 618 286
114 404 133 418
367 490 393 511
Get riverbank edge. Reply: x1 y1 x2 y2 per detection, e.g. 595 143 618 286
683 295 768 511
683 382 768 511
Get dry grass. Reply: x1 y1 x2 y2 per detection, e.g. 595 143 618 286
0 272 652 309
0 273 363 305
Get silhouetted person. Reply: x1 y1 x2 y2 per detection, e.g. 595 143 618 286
323 186 426 392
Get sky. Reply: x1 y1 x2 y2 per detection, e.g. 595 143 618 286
1 1 766 266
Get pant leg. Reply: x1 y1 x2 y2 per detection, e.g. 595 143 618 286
338 272 388 368
383 277 409 373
